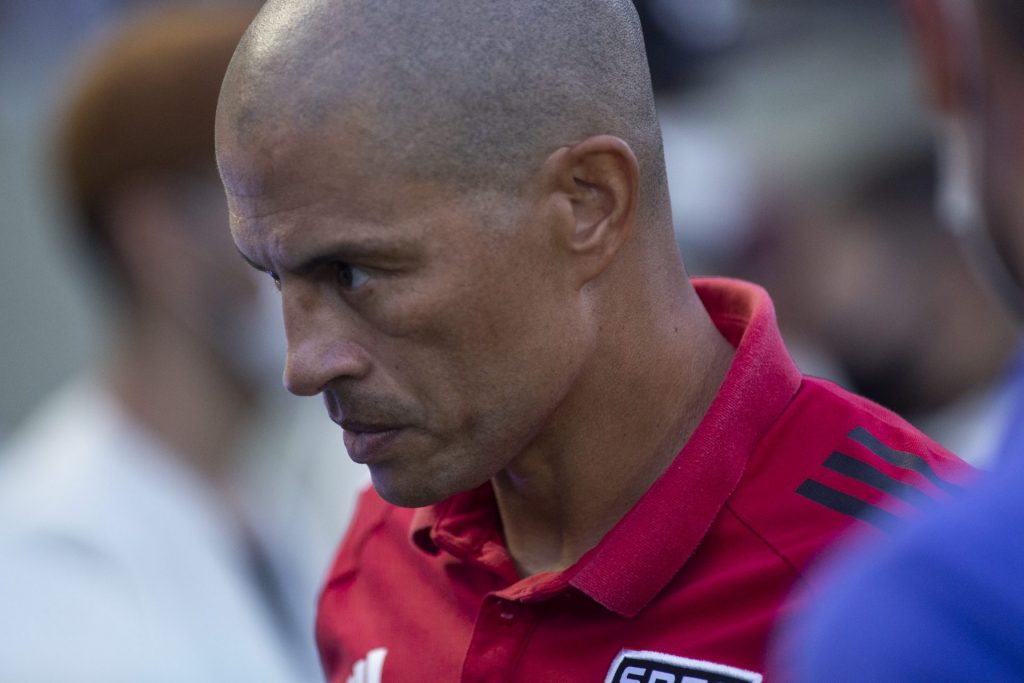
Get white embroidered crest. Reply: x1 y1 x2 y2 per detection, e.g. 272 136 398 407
347 647 387 683
604 649 763 683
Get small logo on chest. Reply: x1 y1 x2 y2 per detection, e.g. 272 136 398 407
605 650 763 683
347 647 387 683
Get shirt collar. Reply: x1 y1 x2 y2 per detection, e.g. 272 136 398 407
410 278 803 616
411 484 496 557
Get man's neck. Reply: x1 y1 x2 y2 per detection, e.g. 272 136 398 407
492 291 735 578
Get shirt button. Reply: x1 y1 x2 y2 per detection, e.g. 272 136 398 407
495 600 518 622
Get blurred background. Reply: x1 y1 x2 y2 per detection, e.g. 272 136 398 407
1 2 370 680
0 0 1019 679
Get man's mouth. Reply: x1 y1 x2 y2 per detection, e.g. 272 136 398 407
341 424 403 464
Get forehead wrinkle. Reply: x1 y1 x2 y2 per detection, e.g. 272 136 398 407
231 192 428 273
226 187 319 222
226 186 323 266
220 103 403 225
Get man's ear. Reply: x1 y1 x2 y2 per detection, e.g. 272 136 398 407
903 0 964 115
539 135 640 285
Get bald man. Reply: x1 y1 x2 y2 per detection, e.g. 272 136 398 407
215 1 970 680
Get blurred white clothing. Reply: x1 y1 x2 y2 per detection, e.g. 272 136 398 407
0 376 366 682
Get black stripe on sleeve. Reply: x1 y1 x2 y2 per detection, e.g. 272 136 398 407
795 479 901 532
848 427 963 495
823 451 935 509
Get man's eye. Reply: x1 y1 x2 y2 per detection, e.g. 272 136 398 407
335 262 370 290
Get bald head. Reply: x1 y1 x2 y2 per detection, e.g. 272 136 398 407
214 0 726 512
218 0 668 219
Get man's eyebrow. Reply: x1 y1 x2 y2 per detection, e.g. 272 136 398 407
238 236 418 276
293 239 413 274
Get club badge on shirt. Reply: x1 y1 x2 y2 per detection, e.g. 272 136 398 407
605 649 763 683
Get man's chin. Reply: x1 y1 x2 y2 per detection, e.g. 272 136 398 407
367 463 488 509
368 470 451 509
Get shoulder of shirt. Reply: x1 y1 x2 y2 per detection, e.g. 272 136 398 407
724 375 974 584
793 376 965 467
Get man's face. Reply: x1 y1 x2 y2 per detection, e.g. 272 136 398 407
219 128 592 507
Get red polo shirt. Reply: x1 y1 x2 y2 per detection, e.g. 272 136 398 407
317 278 970 683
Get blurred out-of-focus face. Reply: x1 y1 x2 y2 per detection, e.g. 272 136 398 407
219 125 591 508
162 175 285 388
172 176 259 322
977 4 1024 281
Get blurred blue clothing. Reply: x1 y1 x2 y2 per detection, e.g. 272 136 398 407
782 353 1024 681
0 377 321 683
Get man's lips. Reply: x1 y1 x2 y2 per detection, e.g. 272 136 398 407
341 425 403 464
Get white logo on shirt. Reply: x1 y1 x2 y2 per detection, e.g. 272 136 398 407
605 649 762 683
347 647 387 683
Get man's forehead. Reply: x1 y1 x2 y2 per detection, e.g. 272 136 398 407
226 176 470 280
218 84 394 193
226 193 369 273
223 150 486 245
218 128 345 222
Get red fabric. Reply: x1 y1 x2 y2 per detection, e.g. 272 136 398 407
316 278 972 682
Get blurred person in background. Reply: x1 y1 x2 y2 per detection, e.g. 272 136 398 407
634 0 761 280
742 147 1018 467
637 0 1019 468
0 5 365 681
776 0 1024 679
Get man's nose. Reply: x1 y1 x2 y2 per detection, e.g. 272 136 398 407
281 287 371 396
